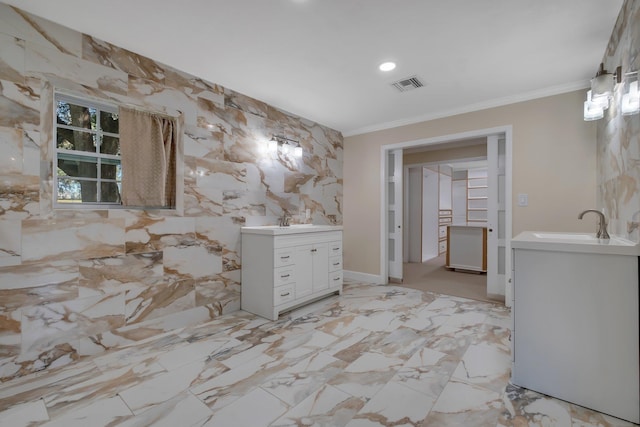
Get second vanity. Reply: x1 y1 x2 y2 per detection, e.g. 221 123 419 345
511 231 639 423
241 225 343 320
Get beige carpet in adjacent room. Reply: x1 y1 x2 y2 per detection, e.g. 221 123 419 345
399 254 495 303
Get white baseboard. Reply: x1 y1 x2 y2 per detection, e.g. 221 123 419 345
343 270 386 285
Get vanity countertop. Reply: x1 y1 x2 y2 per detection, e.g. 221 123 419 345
449 222 487 228
241 224 343 236
511 231 640 256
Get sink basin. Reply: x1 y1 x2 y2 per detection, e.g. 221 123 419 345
512 231 640 256
532 232 597 241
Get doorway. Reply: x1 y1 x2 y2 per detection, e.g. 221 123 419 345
381 126 513 305
404 158 489 302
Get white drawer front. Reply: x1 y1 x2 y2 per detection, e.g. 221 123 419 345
329 256 342 272
439 225 448 238
439 240 447 253
274 285 295 306
275 249 294 267
329 271 343 288
329 242 342 256
274 267 295 286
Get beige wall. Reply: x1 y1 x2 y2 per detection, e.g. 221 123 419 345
344 90 597 276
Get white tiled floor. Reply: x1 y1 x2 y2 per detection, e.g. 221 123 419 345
0 281 636 426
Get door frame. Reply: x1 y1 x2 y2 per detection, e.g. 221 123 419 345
380 125 513 301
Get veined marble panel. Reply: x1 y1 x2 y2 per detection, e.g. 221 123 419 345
109 212 195 254
127 75 198 127
21 292 125 354
196 216 241 272
0 309 21 358
163 243 223 280
125 277 196 325
0 4 82 58
0 126 24 175
82 35 166 82
21 218 125 263
0 259 77 290
0 79 40 129
183 124 225 159
0 33 24 84
25 40 128 95
77 251 163 297
0 174 40 220
0 218 21 267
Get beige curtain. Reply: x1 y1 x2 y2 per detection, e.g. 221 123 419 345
120 107 177 207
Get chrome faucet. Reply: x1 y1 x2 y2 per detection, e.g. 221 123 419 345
279 211 291 227
578 209 610 239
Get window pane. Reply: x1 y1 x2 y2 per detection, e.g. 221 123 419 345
57 177 82 202
100 111 119 133
101 136 120 155
57 178 97 203
58 154 98 178
101 182 121 203
56 101 72 126
101 158 121 180
57 129 97 153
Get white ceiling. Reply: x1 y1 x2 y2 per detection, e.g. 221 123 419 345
3 0 624 136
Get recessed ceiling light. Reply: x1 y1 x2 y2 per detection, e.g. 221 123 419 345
379 62 396 72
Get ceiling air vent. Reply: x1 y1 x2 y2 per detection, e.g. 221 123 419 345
391 76 425 92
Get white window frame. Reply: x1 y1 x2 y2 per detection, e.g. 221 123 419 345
54 92 122 209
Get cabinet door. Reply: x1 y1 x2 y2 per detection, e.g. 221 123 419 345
311 243 329 292
294 245 313 298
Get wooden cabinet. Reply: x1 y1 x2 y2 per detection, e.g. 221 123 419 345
445 224 487 272
241 228 342 320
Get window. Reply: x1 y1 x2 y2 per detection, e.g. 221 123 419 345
55 93 121 206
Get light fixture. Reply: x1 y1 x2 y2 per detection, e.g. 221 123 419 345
622 73 640 116
584 90 604 121
268 135 303 158
590 63 621 101
379 61 396 72
582 63 640 121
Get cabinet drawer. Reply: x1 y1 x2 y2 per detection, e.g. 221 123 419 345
329 256 342 272
439 240 447 253
274 267 295 286
329 271 343 288
439 225 448 238
329 241 342 256
275 249 294 267
274 285 295 306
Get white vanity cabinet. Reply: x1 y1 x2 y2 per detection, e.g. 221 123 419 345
241 226 343 320
511 231 639 424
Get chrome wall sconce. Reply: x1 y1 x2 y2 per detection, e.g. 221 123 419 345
584 63 639 120
268 135 303 158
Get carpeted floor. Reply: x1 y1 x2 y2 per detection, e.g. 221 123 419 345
399 254 496 303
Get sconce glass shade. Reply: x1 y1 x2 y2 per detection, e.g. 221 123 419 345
294 143 303 158
622 81 640 115
591 73 614 100
281 142 290 154
587 90 609 110
583 90 604 121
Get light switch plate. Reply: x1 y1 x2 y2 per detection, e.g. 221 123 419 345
518 193 528 207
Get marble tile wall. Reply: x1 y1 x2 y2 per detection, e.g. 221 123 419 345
597 0 640 240
0 4 343 381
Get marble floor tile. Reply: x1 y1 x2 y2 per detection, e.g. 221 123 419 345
271 384 365 427
0 282 635 427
